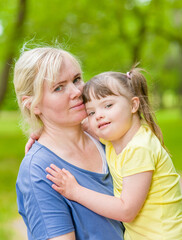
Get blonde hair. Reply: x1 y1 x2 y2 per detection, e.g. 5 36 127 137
13 46 81 135
83 67 165 149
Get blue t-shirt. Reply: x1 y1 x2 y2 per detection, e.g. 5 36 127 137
16 140 124 240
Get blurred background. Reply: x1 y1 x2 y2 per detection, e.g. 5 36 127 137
0 0 181 239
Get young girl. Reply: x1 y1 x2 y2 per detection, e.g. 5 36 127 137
46 68 182 240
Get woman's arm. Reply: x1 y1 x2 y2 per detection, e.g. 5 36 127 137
46 164 153 222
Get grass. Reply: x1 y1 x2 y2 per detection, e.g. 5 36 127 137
0 111 27 240
156 108 182 172
0 109 181 240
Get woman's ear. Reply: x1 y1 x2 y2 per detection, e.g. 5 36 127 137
22 96 41 115
22 96 31 109
131 97 140 113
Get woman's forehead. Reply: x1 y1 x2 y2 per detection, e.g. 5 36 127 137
57 59 81 81
61 56 81 73
45 55 81 86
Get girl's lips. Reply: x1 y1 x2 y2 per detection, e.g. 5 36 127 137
98 122 111 129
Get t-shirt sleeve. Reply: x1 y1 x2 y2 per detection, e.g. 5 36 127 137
120 146 155 177
16 154 74 240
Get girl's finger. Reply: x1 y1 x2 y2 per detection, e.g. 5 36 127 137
30 132 40 140
62 168 75 179
25 138 35 154
46 173 64 186
46 167 59 177
50 164 62 173
52 184 63 193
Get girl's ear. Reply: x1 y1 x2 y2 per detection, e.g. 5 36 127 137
131 97 140 113
21 96 41 115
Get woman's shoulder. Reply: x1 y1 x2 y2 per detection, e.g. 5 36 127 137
22 141 48 165
17 141 55 180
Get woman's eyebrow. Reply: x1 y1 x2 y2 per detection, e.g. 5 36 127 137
73 73 81 79
52 80 66 88
58 73 81 83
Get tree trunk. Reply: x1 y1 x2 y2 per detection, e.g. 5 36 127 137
0 0 27 106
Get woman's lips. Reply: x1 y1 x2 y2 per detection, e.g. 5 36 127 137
70 102 85 110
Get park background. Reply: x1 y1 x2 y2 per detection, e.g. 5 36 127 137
0 0 182 239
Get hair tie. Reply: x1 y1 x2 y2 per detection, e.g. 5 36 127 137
126 72 131 79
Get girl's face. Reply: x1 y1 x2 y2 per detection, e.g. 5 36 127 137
36 56 87 128
85 93 137 142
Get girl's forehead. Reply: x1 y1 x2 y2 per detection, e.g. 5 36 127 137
85 94 117 106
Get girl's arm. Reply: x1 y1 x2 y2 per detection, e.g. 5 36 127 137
46 164 153 222
25 132 40 153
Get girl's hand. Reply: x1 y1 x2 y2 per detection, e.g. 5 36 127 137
25 132 40 154
46 164 80 201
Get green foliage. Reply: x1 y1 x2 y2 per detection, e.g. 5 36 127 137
0 0 182 110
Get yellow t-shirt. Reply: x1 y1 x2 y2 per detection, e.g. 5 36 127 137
101 125 182 240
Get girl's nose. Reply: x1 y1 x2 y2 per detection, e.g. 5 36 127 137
95 111 104 121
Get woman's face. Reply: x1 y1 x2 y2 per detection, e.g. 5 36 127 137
37 56 87 128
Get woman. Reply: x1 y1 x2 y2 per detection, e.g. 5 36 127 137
14 46 125 240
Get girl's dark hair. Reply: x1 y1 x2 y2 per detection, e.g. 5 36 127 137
83 66 165 149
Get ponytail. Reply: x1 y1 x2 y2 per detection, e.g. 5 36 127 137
127 66 166 149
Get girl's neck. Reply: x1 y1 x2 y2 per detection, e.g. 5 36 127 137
111 116 141 155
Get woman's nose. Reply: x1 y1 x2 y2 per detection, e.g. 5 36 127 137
69 83 82 99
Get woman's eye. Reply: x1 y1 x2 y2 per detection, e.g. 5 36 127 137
105 104 112 108
73 77 82 84
54 85 63 92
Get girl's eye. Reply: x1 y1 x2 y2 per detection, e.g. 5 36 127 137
54 85 64 92
105 104 113 108
87 111 95 117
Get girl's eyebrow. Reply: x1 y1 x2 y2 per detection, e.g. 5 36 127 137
85 106 94 111
86 98 112 110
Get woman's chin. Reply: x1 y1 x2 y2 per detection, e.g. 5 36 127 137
73 111 87 124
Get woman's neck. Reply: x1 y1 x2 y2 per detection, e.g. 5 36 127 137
39 123 87 151
37 123 103 173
